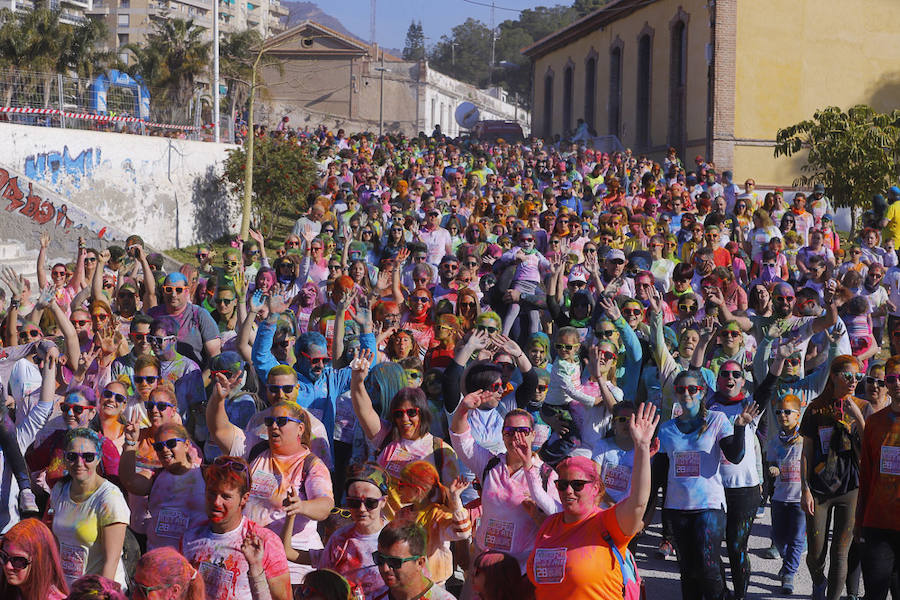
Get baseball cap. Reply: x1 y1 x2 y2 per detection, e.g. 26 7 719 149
210 351 245 375
568 271 587 284
560 181 573 189
813 183 825 193
606 248 626 261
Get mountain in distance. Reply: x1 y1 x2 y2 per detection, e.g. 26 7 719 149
280 1 402 56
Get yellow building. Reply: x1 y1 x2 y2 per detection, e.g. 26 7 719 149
523 0 900 186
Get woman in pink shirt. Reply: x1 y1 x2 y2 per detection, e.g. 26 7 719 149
0 518 68 600
450 395 561 571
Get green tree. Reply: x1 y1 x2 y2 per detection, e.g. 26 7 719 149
402 21 425 61
222 138 317 239
428 18 492 86
572 0 611 17
122 18 210 124
774 105 900 233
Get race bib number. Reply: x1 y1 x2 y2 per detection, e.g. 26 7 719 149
603 464 631 493
483 519 514 551
674 451 701 478
250 470 280 499
880 446 900 476
156 509 189 538
532 423 550 449
818 427 834 455
779 460 801 483
59 542 87 579
671 402 683 420
199 560 236 600
385 447 416 478
533 548 567 584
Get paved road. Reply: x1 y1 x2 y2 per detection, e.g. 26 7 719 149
636 503 851 599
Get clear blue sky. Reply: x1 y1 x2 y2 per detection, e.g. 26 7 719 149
310 0 553 49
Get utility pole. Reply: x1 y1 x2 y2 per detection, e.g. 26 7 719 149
370 0 376 46
213 0 220 142
377 51 386 137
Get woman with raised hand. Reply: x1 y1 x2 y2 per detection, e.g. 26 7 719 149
349 349 458 519
528 403 658 600
49 427 130 588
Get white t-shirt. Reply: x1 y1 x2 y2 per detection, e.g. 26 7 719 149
707 399 761 488
50 478 131 588
767 435 803 503
591 438 635 504
658 410 734 511
146 467 208 551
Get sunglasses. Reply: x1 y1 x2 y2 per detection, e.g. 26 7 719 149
866 376 886 387
152 437 186 451
286 241 301 248
300 352 329 365
372 551 422 570
392 407 420 420
838 371 863 383
71 319 90 327
52 269 67 276
60 402 90 416
134 375 159 385
599 350 616 361
216 297 235 305
268 384 296 394
622 308 643 317
345 496 381 510
409 296 429 304
477 325 498 333
145 400 175 412
264 415 303 428
678 304 697 312
596 329 616 339
719 370 743 380
91 313 109 321
84 257 97 263
774 409 797 416
674 384 704 395
162 286 186 295
102 389 127 404
612 415 631 424
555 343 578 351
537 384 549 392
785 357 802 367
0 550 31 570
225 261 240 268
720 330 742 338
555 479 591 492
502 426 532 437
19 329 41 339
885 374 900 385
774 295 795 302
64 451 97 464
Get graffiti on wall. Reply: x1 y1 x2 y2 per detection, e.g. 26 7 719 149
24 146 102 187
1 167 124 241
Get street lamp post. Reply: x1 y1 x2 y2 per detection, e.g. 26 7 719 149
375 52 391 137
213 0 220 142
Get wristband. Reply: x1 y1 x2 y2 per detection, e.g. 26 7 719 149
124 439 137 447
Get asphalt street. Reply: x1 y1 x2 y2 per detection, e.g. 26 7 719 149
636 503 843 599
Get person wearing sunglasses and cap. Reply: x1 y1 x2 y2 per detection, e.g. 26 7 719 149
119 422 206 551
49 427 130 589
528 404 658 600
147 272 221 367
181 455 292 600
283 462 391 600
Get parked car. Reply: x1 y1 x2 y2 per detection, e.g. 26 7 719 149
471 120 524 142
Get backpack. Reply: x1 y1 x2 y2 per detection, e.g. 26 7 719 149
602 531 645 600
480 455 553 491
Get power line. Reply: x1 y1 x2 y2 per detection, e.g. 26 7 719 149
460 0 523 13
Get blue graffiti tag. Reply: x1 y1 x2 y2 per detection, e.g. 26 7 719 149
23 146 101 187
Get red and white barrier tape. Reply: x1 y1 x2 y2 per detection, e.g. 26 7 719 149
0 106 206 131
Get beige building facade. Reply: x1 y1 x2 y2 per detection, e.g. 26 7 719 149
258 21 529 137
523 0 900 186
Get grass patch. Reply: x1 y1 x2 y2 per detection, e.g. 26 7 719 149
165 213 299 266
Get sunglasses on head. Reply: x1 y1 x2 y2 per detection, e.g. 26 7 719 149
162 286 185 295
674 384 704 395
345 496 381 510
392 407 419 420
211 455 250 486
555 479 591 492
264 415 303 428
372 551 421 570
152 437 186 451
65 451 97 464
145 400 175 412
0 550 31 570
102 389 127 404
60 402 90 416
134 375 159 385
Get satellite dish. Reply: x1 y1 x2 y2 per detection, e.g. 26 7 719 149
455 102 480 129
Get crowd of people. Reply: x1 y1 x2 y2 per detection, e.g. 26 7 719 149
0 125 899 600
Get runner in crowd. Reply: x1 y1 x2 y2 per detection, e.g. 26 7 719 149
3 128 900 600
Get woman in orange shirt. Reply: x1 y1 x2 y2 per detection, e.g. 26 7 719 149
527 403 658 600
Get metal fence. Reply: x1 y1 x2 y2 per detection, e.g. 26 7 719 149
0 68 235 142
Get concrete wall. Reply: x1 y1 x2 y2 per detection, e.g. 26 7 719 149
0 123 237 253
531 0 709 158
731 0 900 186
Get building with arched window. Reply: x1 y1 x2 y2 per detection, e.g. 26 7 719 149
523 0 900 186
